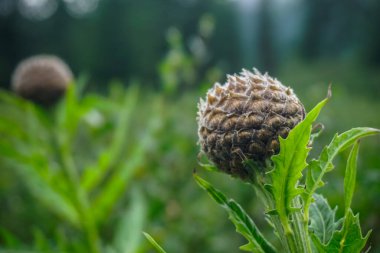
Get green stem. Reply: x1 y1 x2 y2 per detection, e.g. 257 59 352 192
61 140 101 253
253 175 312 253
291 198 313 253
253 177 294 253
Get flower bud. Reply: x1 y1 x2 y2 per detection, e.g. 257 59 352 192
11 55 73 106
197 68 305 180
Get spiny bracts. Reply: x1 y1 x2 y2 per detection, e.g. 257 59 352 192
197 68 305 180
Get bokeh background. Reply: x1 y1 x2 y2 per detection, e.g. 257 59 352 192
1 0 380 252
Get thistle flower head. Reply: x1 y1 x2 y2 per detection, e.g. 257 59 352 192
197 68 305 180
11 55 73 106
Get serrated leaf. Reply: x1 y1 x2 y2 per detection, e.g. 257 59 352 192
143 232 167 253
303 128 380 221
309 123 325 146
311 210 370 253
194 174 276 253
309 194 341 244
344 141 359 215
269 96 329 232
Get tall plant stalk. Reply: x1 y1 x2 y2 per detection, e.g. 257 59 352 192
60 137 101 253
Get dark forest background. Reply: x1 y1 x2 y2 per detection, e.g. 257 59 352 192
1 0 380 92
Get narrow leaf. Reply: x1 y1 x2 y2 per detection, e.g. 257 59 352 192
309 194 341 244
143 232 167 253
344 141 360 215
0 228 23 248
303 128 380 222
81 86 139 191
270 95 329 232
113 189 146 253
8 161 80 227
92 143 145 222
91 94 161 223
312 210 370 253
194 174 276 253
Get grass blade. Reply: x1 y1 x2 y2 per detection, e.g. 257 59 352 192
143 232 167 253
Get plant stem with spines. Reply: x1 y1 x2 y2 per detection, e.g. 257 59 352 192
254 173 312 253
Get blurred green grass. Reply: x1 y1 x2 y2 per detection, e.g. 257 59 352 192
0 60 380 253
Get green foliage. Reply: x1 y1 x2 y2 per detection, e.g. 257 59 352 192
0 83 157 252
112 189 146 253
310 141 371 253
143 233 168 253
344 141 360 214
311 210 370 253
309 194 342 244
194 173 276 253
269 93 329 233
2 65 380 253
302 127 380 222
197 90 379 253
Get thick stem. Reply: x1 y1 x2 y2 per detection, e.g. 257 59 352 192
253 174 312 253
291 198 313 253
253 176 294 253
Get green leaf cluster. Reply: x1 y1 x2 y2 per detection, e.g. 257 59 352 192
0 81 158 252
194 89 379 253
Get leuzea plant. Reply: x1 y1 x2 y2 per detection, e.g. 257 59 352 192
11 54 73 106
143 68 379 253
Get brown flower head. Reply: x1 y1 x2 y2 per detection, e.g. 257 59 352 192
197 68 305 180
11 55 73 106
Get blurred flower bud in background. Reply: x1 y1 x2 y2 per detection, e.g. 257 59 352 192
11 55 73 106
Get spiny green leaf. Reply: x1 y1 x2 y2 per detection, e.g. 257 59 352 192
309 194 342 244
311 210 371 253
303 128 380 222
269 95 329 232
344 141 360 215
194 174 276 253
143 232 167 253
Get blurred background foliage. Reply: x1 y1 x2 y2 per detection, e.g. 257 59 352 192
0 0 380 252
